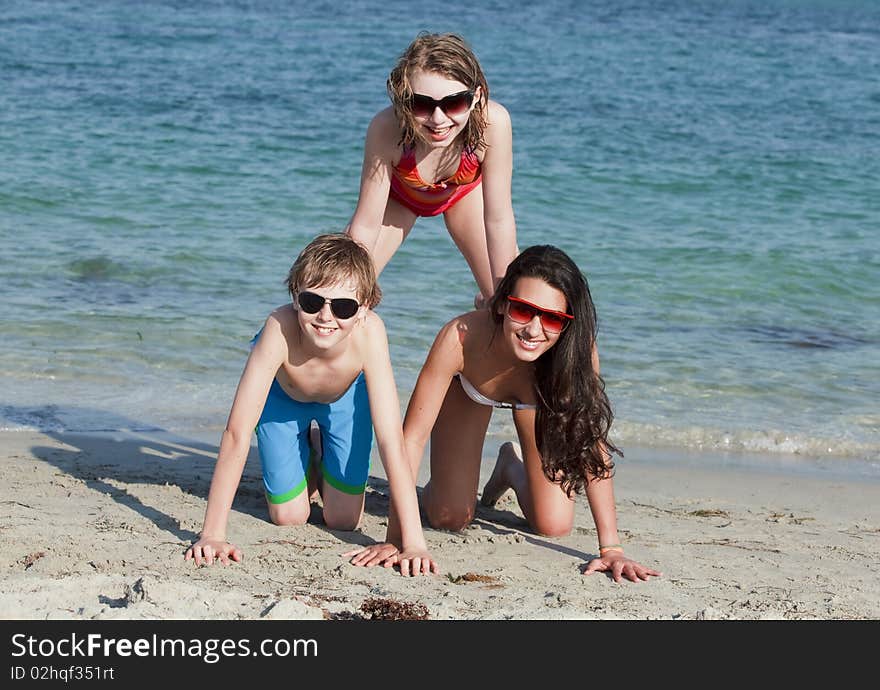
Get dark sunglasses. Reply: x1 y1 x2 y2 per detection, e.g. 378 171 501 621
409 90 474 118
296 291 360 320
506 296 574 334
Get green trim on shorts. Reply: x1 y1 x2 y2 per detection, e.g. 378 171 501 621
322 472 367 495
266 475 308 504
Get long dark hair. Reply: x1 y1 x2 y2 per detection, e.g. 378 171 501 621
488 245 621 495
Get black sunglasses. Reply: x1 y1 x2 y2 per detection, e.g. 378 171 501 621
296 291 360 320
409 90 474 118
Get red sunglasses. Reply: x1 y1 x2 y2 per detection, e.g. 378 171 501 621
409 90 474 118
505 296 573 333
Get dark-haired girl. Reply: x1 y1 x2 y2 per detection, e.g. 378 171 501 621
349 245 660 582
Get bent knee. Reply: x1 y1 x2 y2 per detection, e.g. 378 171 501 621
320 484 364 531
268 500 310 527
322 498 363 531
426 503 474 532
322 510 361 531
531 515 573 538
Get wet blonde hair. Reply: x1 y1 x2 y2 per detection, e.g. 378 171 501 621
386 32 489 151
286 234 381 308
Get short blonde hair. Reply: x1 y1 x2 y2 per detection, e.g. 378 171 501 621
286 234 381 308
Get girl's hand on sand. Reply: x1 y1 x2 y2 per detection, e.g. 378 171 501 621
397 548 438 577
583 553 661 583
344 543 400 569
184 538 243 567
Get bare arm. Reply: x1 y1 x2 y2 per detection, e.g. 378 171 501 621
361 315 437 575
480 102 518 296
346 110 397 257
581 342 661 582
581 464 661 582
380 319 464 548
513 401 660 582
184 317 284 566
583 341 621 553
402 320 466 481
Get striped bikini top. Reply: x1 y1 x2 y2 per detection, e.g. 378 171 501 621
389 145 482 217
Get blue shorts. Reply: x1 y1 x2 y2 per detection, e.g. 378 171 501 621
256 373 373 504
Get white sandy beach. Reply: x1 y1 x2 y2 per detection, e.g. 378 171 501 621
1 429 878 620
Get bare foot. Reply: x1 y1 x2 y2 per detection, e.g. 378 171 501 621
480 442 521 507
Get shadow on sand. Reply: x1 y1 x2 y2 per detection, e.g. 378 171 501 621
3 403 597 565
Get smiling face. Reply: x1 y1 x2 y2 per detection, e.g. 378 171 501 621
499 276 568 362
407 70 481 149
294 280 363 353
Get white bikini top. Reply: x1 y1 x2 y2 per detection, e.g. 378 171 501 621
456 373 536 411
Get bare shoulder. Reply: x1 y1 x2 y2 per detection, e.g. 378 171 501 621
249 305 295 363
485 100 512 131
481 101 512 161
372 105 398 124
431 310 489 363
352 309 390 356
366 107 402 150
352 311 393 383
360 308 388 338
264 303 297 337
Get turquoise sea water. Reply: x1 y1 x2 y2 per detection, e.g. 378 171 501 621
2 1 878 470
